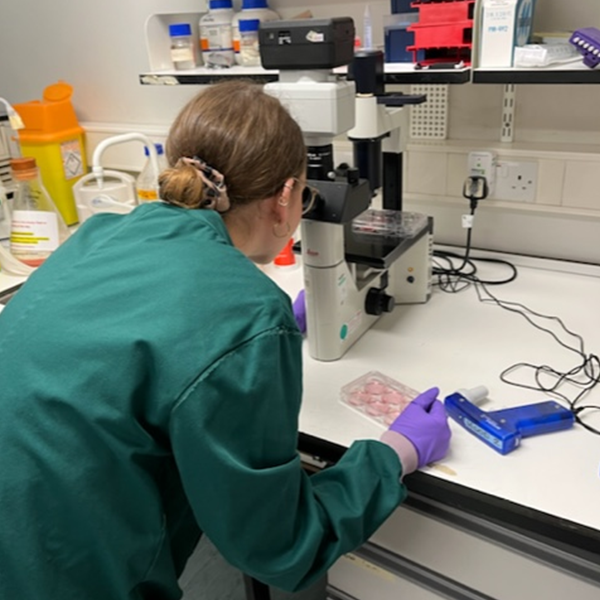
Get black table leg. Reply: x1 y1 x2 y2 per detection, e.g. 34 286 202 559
243 574 271 600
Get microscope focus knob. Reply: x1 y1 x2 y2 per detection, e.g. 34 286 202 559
365 288 395 316
346 167 360 185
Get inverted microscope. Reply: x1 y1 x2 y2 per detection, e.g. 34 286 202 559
260 17 433 361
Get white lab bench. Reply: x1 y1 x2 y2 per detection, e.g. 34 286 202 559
0 272 26 306
265 251 600 600
3 253 599 600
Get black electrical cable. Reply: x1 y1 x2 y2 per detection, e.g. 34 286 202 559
433 249 518 292
432 206 518 291
432 178 600 435
476 282 600 435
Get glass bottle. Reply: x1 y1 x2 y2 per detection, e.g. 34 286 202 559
199 0 236 68
232 0 280 65
9 157 69 267
239 19 261 67
169 23 197 70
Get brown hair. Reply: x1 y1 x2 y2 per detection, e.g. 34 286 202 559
159 80 306 211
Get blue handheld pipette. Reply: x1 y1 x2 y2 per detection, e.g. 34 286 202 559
445 392 575 455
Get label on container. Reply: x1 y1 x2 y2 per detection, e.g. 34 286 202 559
61 139 84 180
137 189 159 202
171 47 195 62
201 22 235 67
240 33 260 66
10 210 59 251
201 24 233 51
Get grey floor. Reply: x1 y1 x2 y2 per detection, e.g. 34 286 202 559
179 536 327 600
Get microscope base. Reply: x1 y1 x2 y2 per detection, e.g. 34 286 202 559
304 260 383 362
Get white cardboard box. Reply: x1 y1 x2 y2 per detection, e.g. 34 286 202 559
478 0 536 68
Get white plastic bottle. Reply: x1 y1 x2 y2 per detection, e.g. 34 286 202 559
232 0 280 66
136 143 168 203
199 0 236 68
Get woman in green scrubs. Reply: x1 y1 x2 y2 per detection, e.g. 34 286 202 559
0 81 450 599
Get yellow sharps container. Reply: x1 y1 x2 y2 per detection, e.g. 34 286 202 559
14 81 86 225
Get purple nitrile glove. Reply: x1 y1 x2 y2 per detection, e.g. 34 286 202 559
292 289 306 334
381 387 451 473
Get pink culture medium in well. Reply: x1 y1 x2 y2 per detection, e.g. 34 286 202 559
340 371 419 427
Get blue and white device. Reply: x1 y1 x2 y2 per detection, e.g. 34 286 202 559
444 392 575 455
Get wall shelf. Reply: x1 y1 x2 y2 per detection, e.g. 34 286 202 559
139 62 600 86
473 62 600 84
139 66 279 86
139 63 471 86
367 63 471 85
142 9 598 87
142 7 474 87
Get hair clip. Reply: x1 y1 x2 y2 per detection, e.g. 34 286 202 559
179 157 231 212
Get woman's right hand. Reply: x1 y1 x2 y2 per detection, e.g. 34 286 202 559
385 387 451 470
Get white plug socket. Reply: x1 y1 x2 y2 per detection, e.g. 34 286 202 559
493 160 538 202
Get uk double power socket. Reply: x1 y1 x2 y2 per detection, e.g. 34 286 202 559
468 151 538 202
493 160 538 202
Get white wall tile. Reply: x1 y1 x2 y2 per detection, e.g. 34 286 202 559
562 161 600 210
406 151 447 196
536 159 564 206
446 153 469 197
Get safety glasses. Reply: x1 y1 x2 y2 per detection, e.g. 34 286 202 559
293 179 320 215
302 185 320 215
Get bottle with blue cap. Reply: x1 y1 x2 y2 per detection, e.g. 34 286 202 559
199 0 236 68
232 0 280 65
239 19 261 66
169 23 197 70
136 144 168 203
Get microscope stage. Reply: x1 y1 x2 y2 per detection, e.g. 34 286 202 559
343 218 431 269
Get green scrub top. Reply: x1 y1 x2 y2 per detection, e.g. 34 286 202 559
0 203 407 599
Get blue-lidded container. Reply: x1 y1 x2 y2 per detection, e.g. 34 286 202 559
391 0 419 14
209 0 233 8
384 13 422 63
169 23 196 70
242 0 270 8
169 23 192 37
239 19 261 66
239 19 261 32
144 143 164 157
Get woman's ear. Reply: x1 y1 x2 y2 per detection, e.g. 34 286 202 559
277 178 295 208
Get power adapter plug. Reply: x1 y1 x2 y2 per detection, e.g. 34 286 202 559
468 151 497 195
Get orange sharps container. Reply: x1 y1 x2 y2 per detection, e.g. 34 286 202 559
14 81 87 225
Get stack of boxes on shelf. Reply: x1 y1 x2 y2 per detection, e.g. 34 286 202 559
408 0 476 66
384 1 420 63
478 0 537 68
385 0 475 66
